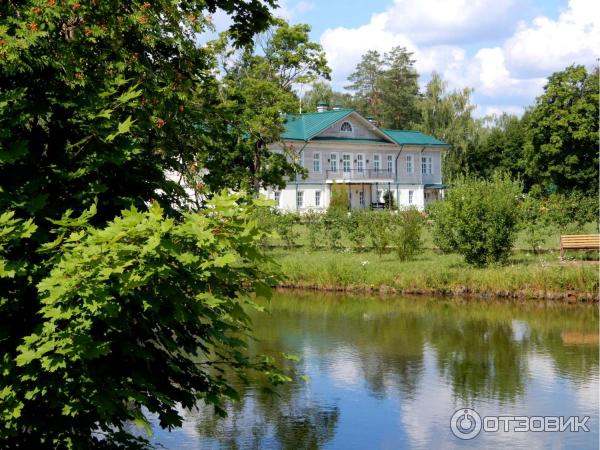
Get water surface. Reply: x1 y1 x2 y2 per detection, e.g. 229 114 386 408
148 292 599 449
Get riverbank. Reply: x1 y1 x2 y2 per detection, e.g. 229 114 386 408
272 249 599 301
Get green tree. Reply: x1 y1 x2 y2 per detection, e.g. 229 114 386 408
430 174 522 266
417 72 480 181
471 113 526 180
207 19 330 193
301 81 354 112
345 50 384 119
522 64 599 195
379 46 421 129
0 0 285 446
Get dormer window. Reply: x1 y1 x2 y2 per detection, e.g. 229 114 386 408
340 121 353 132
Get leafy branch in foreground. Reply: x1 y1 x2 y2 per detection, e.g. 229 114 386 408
2 193 283 448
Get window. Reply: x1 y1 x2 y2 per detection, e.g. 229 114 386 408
274 191 280 206
313 152 321 173
341 121 353 132
406 155 413 174
342 154 351 173
373 154 381 173
408 190 413 204
330 153 338 172
357 154 364 173
297 190 304 208
359 191 365 207
315 190 321 207
422 156 432 175
387 154 394 173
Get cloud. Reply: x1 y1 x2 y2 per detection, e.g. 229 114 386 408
504 0 600 77
319 0 599 116
275 0 315 20
385 0 519 45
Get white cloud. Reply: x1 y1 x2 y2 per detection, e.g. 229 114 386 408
385 0 519 45
319 0 599 116
275 0 315 20
504 0 600 77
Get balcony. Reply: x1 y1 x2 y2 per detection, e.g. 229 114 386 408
325 168 395 182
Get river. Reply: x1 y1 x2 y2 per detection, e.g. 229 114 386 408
146 292 599 449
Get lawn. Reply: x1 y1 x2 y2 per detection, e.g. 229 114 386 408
271 248 598 300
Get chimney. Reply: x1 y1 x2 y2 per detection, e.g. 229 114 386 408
316 101 328 113
332 101 342 111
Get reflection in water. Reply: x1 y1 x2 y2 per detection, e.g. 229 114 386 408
148 292 599 450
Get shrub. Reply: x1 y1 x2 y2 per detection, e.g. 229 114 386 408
430 173 522 266
329 183 349 214
391 208 423 261
323 210 345 250
304 211 324 251
383 190 396 210
345 210 368 250
275 212 300 249
369 211 393 256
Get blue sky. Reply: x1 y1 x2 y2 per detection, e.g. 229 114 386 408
217 0 599 117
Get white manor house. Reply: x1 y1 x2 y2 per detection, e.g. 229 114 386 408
264 105 449 212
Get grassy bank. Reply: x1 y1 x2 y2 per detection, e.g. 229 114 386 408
272 249 599 300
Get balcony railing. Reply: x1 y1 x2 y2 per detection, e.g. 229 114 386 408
326 168 395 180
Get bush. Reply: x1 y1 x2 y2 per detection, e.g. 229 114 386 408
345 210 368 250
275 212 300 249
391 208 423 261
329 183 349 214
323 210 345 250
430 173 522 266
383 190 396 210
369 211 393 256
304 211 324 251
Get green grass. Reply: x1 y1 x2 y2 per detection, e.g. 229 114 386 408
272 248 598 299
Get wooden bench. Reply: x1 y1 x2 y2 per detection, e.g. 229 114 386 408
560 234 600 260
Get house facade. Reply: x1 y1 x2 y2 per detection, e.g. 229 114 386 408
263 107 449 212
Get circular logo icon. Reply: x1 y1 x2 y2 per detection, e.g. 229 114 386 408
450 408 482 440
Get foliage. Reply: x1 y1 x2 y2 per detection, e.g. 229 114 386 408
301 81 355 112
2 194 284 448
430 174 523 266
328 184 349 214
345 211 368 251
323 210 345 250
383 190 396 210
378 47 421 129
273 212 301 249
369 212 392 256
209 19 330 192
345 50 384 121
0 0 285 446
391 209 424 261
522 65 599 195
473 113 526 180
346 47 420 129
304 210 324 251
416 72 479 181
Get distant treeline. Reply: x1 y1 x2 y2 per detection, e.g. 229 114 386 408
301 50 599 196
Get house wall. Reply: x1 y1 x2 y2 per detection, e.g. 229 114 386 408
294 143 443 185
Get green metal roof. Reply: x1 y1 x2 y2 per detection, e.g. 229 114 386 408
381 129 449 146
311 137 392 145
281 109 353 141
281 109 448 147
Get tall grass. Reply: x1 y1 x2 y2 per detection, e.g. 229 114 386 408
273 249 598 298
